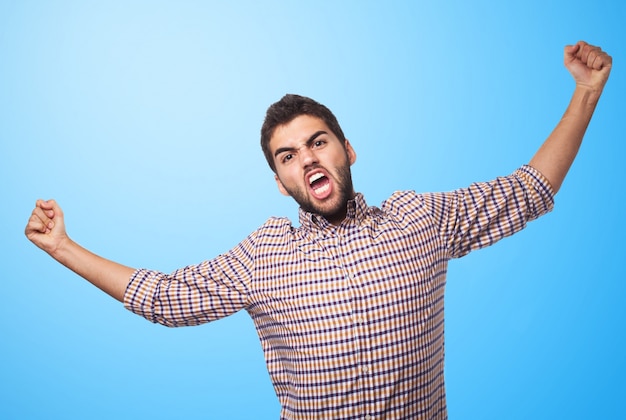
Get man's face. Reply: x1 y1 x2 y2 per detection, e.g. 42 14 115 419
270 115 357 225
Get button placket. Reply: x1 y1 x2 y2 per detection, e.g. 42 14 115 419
330 222 378 415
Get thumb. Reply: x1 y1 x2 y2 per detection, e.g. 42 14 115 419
564 42 580 61
38 199 67 236
38 199 63 219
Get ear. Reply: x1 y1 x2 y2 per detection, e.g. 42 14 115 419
345 139 357 165
275 174 291 196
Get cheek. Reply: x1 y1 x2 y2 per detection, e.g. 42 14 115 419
276 168 300 191
285 163 306 180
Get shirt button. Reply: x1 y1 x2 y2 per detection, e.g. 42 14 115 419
365 415 372 420
362 365 370 373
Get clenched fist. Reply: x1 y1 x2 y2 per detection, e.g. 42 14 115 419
25 199 69 256
565 41 612 93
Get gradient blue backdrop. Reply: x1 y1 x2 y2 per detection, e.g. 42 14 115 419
1 1 624 419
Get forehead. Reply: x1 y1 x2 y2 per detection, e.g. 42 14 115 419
269 115 333 151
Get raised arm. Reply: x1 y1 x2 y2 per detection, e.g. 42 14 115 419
529 41 612 193
25 199 135 302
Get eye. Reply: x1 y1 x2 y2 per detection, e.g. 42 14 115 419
281 153 294 164
313 139 326 148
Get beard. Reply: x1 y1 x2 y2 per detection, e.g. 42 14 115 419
281 162 355 223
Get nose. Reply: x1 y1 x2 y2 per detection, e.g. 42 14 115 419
299 146 318 168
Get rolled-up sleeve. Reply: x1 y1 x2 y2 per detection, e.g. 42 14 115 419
124 233 256 327
420 165 555 259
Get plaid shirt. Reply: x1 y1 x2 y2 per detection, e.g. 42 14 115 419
125 165 554 419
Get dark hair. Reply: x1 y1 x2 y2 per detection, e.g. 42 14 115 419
260 94 346 172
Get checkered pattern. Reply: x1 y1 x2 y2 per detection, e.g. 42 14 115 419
125 165 554 419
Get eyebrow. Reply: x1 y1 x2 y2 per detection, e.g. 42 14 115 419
273 130 328 158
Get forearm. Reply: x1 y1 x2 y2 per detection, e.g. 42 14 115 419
529 85 601 193
51 237 136 302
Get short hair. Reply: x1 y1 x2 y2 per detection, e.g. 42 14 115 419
260 94 346 172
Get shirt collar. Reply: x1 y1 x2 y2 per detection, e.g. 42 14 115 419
298 193 368 231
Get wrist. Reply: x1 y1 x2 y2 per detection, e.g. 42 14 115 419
49 235 73 262
571 84 603 112
574 82 604 102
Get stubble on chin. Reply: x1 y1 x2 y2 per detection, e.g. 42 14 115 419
290 164 355 221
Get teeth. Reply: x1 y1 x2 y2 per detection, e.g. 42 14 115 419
314 183 330 194
309 173 324 184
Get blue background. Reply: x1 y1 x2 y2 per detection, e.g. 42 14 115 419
1 1 624 418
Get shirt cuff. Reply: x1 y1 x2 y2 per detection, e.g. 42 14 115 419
123 268 161 323
516 164 556 219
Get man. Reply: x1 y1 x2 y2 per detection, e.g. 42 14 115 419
25 41 611 419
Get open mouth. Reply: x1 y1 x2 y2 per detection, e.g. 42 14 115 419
308 172 332 199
